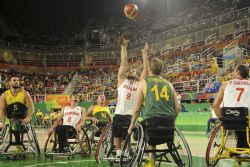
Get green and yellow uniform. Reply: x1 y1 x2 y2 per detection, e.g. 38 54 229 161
141 76 177 120
43 115 50 121
92 105 111 124
5 89 28 119
35 111 44 119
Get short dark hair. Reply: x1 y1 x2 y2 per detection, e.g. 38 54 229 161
237 65 249 79
149 58 163 75
9 76 19 81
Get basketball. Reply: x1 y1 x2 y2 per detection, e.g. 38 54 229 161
124 3 138 19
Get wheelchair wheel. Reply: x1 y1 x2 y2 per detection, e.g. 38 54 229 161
44 130 57 159
120 124 145 167
206 124 223 167
75 128 91 156
0 125 9 151
29 124 41 156
173 127 192 167
0 125 8 145
84 124 99 148
95 124 112 163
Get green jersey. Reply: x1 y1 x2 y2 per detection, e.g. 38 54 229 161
141 76 177 120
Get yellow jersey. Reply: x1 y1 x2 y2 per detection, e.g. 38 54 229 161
92 105 111 123
5 89 26 105
5 89 27 119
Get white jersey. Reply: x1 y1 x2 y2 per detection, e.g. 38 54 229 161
63 106 82 128
223 79 250 111
115 79 139 115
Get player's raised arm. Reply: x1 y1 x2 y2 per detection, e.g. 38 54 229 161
140 42 149 80
117 37 128 87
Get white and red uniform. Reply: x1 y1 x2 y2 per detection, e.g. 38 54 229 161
115 79 139 115
62 106 82 128
223 79 250 112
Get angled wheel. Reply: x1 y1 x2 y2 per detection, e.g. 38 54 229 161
173 127 192 167
84 124 99 149
44 130 57 159
0 125 10 152
28 124 41 156
206 124 223 167
120 124 145 167
95 124 112 163
76 128 91 157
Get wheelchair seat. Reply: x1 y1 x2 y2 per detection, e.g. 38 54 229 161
141 117 175 146
6 102 28 120
220 107 249 130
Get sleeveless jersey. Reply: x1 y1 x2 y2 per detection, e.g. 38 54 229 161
62 106 82 128
92 105 111 123
114 79 139 115
5 89 25 105
141 76 177 120
223 79 250 110
5 89 27 119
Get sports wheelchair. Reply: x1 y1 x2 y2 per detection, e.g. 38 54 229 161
206 107 250 167
84 120 110 149
120 117 192 167
95 123 133 166
0 120 40 159
44 125 91 160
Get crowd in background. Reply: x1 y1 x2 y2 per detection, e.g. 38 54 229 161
0 0 247 46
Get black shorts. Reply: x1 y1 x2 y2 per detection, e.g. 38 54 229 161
141 117 175 146
112 114 132 140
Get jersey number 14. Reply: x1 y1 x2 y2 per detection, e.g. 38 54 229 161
151 85 169 101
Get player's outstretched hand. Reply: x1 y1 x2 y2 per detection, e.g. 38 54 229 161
128 124 135 135
118 37 128 47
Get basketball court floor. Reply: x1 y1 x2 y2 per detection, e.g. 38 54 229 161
1 129 250 167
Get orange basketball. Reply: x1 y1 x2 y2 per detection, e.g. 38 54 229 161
124 3 138 19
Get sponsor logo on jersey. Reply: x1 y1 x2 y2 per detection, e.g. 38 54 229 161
225 109 240 116
123 84 137 91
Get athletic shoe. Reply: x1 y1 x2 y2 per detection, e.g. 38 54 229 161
237 153 250 159
116 149 122 158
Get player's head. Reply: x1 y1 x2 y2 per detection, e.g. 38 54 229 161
9 76 20 89
97 94 106 106
233 65 249 79
127 68 138 80
70 93 79 103
149 58 163 76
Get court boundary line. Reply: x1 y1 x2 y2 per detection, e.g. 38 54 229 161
23 159 96 167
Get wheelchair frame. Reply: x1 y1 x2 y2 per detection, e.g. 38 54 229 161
0 123 40 159
206 123 250 166
206 107 250 167
120 123 192 167
44 125 91 160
